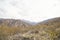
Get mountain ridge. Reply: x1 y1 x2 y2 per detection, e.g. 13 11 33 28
0 17 60 40
0 18 33 27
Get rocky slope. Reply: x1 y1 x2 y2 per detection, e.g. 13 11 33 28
0 17 60 40
0 19 33 27
36 17 60 29
33 17 60 40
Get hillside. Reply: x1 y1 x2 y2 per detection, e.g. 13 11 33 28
33 17 60 40
36 17 60 29
0 17 60 40
0 19 33 27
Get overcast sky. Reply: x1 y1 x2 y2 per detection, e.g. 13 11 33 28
0 0 60 22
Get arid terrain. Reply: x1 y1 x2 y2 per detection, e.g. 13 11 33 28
0 17 60 40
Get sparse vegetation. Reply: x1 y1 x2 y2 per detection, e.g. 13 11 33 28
0 17 60 40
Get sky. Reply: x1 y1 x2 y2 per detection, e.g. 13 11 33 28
0 0 60 22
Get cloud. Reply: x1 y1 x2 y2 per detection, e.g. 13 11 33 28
0 0 60 22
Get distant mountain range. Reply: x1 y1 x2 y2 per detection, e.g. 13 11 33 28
0 17 60 27
0 18 34 27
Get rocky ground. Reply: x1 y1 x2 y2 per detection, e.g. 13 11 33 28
0 17 60 40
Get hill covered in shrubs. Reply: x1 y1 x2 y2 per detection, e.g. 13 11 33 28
0 17 60 40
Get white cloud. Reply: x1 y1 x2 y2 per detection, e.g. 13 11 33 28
28 0 60 22
0 0 60 22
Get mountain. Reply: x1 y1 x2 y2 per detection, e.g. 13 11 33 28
0 17 60 40
0 18 33 27
21 19 37 25
31 17 60 40
7 17 60 40
36 17 60 28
